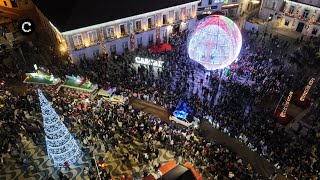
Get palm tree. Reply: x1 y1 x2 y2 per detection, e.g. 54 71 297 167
289 45 320 72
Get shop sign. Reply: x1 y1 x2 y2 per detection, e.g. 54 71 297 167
135 57 163 67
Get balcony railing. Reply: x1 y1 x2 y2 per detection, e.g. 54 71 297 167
135 29 143 33
147 24 155 30
162 21 170 26
74 44 86 50
89 40 100 46
120 32 129 37
283 12 310 22
313 21 320 25
283 12 294 17
106 36 116 41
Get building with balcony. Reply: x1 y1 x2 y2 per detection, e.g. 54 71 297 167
197 0 240 17
33 0 199 63
259 0 320 36
196 0 260 18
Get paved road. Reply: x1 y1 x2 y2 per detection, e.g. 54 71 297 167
129 98 170 121
130 98 290 180
200 121 290 180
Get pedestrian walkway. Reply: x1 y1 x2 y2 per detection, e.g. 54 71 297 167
0 135 91 179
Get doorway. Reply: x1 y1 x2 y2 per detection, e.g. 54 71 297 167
173 24 180 33
296 22 304 33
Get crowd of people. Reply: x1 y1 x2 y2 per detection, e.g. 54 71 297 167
0 27 319 180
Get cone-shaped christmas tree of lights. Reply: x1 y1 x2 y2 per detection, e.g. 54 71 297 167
38 89 82 167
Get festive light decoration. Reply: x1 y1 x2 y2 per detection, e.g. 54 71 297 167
280 91 293 118
135 57 164 67
187 15 242 70
38 89 82 167
174 110 188 119
24 72 60 85
300 78 315 101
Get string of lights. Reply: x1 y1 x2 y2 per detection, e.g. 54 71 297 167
187 15 242 70
38 89 82 167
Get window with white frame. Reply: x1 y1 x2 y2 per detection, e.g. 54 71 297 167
110 44 116 53
302 9 309 18
289 6 295 14
148 34 153 42
147 18 153 29
120 24 126 35
135 20 142 31
163 14 168 24
169 10 174 20
175 11 179 21
73 34 83 47
88 30 98 43
122 41 128 50
163 29 167 38
137 37 142 45
187 8 191 18
284 19 290 26
265 0 277 10
180 8 186 19
312 28 318 35
106 27 115 38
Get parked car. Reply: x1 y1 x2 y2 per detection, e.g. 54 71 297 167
169 110 199 128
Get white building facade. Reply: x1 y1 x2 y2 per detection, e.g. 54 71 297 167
197 0 260 17
259 0 320 37
60 1 199 63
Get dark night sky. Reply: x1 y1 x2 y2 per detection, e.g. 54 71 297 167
32 0 197 32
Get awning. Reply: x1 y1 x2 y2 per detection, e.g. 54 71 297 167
159 160 177 174
150 43 172 53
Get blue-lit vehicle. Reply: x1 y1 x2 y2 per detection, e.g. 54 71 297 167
169 110 200 128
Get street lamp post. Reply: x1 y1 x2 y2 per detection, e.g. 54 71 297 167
265 16 272 34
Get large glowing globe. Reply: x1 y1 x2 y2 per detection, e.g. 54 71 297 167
187 15 242 70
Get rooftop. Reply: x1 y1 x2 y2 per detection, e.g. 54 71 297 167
32 0 198 32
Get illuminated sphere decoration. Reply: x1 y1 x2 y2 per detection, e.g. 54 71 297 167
187 15 242 70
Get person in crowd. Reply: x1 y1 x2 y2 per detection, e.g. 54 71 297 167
0 29 319 179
